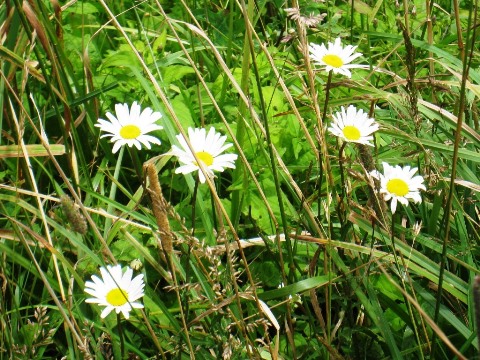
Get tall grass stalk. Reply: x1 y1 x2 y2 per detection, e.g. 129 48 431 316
432 1 478 356
1 0 479 358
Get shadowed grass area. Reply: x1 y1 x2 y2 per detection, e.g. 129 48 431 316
1 0 479 358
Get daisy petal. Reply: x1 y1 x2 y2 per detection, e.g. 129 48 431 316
96 102 163 153
167 127 238 183
370 162 426 214
309 37 363 78
329 105 378 146
84 265 145 320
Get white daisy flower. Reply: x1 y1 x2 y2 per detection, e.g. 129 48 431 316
370 162 426 214
96 101 163 154
169 127 238 183
328 105 379 146
308 37 363 77
84 264 145 319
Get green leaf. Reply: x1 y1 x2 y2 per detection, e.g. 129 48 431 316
162 65 195 84
258 275 332 301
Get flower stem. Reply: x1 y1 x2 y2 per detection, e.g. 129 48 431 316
321 70 333 131
319 69 334 344
103 146 125 239
337 142 347 226
117 313 125 358
191 175 199 237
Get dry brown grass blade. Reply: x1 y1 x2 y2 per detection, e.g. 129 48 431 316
0 144 65 158
22 1 51 58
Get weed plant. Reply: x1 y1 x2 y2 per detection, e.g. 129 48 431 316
0 0 479 359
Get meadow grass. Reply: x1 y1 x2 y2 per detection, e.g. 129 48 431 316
0 0 479 358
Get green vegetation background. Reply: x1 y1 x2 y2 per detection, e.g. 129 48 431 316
0 0 479 359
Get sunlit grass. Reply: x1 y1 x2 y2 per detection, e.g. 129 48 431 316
1 0 479 359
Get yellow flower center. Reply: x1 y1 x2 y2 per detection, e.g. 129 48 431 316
386 178 409 197
106 288 129 306
120 124 141 139
194 151 214 166
322 54 344 68
342 126 361 141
